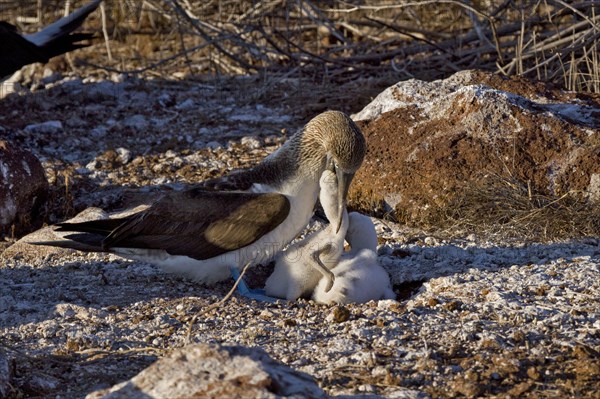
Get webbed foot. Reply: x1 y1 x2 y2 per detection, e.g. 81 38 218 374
230 267 281 303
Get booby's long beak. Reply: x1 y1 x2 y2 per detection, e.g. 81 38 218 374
334 166 354 234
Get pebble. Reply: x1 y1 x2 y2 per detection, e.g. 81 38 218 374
87 81 119 98
76 167 91 175
326 305 351 323
116 148 132 164
24 374 61 393
241 136 262 149
122 114 149 131
24 120 63 134
175 98 195 110
205 141 222 150
424 236 438 245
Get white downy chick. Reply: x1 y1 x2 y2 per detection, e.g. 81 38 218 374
265 169 348 300
312 212 395 304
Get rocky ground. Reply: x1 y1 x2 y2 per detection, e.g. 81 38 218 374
0 71 599 398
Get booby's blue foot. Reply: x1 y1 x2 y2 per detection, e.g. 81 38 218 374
230 267 281 303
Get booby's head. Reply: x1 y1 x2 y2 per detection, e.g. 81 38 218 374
303 111 366 233
346 212 378 252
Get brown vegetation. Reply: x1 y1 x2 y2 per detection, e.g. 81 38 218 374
2 0 599 93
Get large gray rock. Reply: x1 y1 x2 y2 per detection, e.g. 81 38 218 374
348 70 600 230
0 140 48 236
86 343 327 399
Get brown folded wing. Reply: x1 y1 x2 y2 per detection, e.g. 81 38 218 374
99 188 290 260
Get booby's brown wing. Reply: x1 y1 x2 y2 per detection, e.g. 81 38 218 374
95 187 290 260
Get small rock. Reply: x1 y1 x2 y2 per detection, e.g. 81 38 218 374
175 98 195 110
0 141 48 235
427 297 439 308
588 173 600 202
157 92 175 107
54 304 77 318
164 150 178 158
442 300 462 311
358 384 377 392
205 141 222 150
527 366 541 380
131 156 144 166
24 373 61 394
424 236 438 246
279 319 297 327
112 73 127 83
507 382 532 396
326 305 350 323
75 167 91 175
23 120 63 134
241 136 263 149
86 160 100 171
259 309 274 319
122 114 148 131
116 147 132 164
87 81 119 98
152 164 166 173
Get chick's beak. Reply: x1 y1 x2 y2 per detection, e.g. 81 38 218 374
334 165 354 234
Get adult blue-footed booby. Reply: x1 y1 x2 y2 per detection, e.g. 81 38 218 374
312 212 396 304
0 0 101 79
34 111 366 289
264 169 349 300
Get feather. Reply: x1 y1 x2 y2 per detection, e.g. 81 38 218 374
38 188 290 261
0 0 100 78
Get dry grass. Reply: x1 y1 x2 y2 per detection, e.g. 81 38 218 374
1 0 599 93
437 174 600 240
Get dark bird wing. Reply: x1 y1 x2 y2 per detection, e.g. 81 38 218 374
0 0 100 78
45 188 290 261
0 22 47 77
24 0 101 47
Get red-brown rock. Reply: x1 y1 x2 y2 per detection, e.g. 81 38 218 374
349 70 600 228
0 140 48 236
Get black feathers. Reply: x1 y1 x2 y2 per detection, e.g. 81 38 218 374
0 0 101 78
